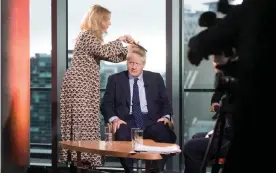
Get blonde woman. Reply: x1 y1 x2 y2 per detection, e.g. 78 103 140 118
59 5 136 167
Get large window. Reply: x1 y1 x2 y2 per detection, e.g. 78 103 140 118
68 0 166 166
183 92 215 139
182 0 218 143
183 1 217 90
68 0 166 80
30 0 52 166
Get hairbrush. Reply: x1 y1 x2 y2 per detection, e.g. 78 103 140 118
133 41 147 52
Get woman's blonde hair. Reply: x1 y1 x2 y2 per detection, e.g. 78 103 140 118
80 5 111 41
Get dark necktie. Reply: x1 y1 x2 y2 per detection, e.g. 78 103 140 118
132 78 144 129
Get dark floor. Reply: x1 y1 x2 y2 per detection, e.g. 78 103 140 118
27 166 123 173
27 166 182 173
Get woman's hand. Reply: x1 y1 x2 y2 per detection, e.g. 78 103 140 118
119 35 136 44
125 35 136 44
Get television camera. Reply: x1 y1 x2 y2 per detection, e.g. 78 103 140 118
190 1 243 173
191 0 242 92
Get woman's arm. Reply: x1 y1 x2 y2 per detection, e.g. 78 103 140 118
80 31 127 63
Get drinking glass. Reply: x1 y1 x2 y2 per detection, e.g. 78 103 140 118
105 126 113 144
135 129 143 145
131 128 140 149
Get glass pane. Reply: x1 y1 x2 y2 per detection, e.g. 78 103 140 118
183 92 216 143
68 0 166 82
68 0 166 166
30 0 52 165
30 90 51 143
183 1 219 89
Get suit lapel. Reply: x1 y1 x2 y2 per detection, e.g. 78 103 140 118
121 71 131 106
143 71 151 106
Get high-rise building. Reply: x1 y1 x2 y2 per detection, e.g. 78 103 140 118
30 53 52 143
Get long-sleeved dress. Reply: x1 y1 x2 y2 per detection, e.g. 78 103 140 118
59 30 127 166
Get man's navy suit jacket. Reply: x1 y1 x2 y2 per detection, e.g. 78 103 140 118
100 70 173 123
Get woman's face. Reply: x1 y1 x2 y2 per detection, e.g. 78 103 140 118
102 16 111 32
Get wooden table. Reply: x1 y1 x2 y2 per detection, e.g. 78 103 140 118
59 139 180 173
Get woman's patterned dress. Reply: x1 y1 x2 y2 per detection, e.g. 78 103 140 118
59 30 127 166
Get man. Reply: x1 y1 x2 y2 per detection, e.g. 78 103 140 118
101 45 176 173
183 90 232 173
183 55 233 173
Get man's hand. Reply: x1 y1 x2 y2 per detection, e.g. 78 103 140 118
157 117 174 129
112 119 126 133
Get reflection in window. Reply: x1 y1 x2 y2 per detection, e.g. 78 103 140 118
183 1 218 89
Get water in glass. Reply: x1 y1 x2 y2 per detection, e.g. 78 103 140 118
131 128 140 149
105 126 112 143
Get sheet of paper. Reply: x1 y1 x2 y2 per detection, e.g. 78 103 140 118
134 144 181 154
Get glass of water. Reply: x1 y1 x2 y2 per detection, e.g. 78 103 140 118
131 128 140 149
135 129 143 145
131 128 144 150
105 126 113 144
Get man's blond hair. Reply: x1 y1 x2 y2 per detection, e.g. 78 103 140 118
132 47 147 58
127 47 147 64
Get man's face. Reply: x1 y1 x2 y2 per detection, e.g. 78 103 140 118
127 54 145 77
